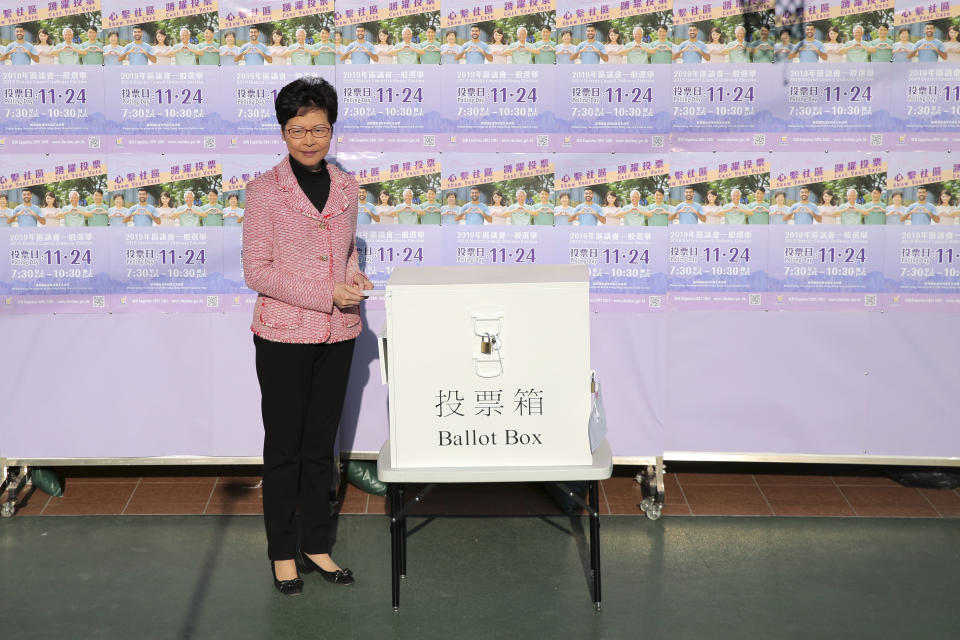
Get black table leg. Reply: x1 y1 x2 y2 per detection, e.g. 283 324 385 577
589 480 601 611
398 483 407 578
389 483 400 611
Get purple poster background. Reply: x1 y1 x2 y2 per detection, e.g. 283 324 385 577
0 67 106 136
555 67 671 152
104 67 225 136
440 65 557 151
336 67 443 151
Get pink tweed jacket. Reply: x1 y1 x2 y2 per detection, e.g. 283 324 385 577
242 156 363 344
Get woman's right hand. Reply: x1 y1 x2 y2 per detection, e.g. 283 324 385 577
333 283 363 309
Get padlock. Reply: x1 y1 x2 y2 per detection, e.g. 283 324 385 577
480 335 492 355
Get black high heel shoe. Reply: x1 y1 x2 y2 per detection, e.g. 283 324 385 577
297 550 355 586
271 561 304 596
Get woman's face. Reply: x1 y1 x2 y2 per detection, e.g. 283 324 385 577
562 33 571 44
446 32 456 43
281 108 331 169
113 197 123 207
776 194 785 204
609 31 619 44
823 193 833 204
380 192 390 204
225 34 234 45
941 192 951 205
606 194 616 205
494 31 503 43
828 29 839 42
157 33 167 45
900 30 910 42
335 33 342 44
711 30 721 43
379 31 389 43
46 194 56 206
492 194 502 204
707 192 716 204
560 196 570 206
446 195 456 204
272 32 282 44
39 32 49 44
161 194 170 205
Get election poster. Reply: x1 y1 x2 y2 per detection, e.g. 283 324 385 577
665 151 770 309
0 152 111 313
338 151 443 298
105 151 226 312
554 152 670 311
883 151 960 310
766 150 887 310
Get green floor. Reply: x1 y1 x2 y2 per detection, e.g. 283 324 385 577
2 515 959 639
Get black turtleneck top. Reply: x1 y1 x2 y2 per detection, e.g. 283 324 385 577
289 155 331 216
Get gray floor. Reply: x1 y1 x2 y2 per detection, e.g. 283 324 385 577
2 515 959 639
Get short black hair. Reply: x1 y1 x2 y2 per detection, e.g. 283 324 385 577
274 76 338 128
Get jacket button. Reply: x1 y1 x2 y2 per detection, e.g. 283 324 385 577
320 255 328 261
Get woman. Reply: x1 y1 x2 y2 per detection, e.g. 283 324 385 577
441 192 459 224
35 28 55 64
375 29 395 63
936 191 957 225
268 30 290 65
945 25 960 61
223 193 244 226
108 194 127 226
554 192 574 225
242 76 370 596
701 189 721 224
487 190 508 225
335 31 347 60
605 28 624 64
892 28 914 63
156 191 177 226
375 190 396 223
103 31 124 65
489 28 508 64
774 30 792 63
153 29 173 65
441 30 459 64
41 192 60 227
601 191 621 225
706 28 726 64
823 27 844 63
819 189 838 224
556 30 576 64
769 191 790 224
886 191 906 225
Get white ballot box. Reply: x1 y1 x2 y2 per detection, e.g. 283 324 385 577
381 264 593 469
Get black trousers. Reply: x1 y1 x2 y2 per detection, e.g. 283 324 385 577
254 334 356 561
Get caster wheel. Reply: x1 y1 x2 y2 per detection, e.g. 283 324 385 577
639 496 654 512
645 504 662 521
1 501 15 518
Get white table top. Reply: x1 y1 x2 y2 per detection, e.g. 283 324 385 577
376 439 612 483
